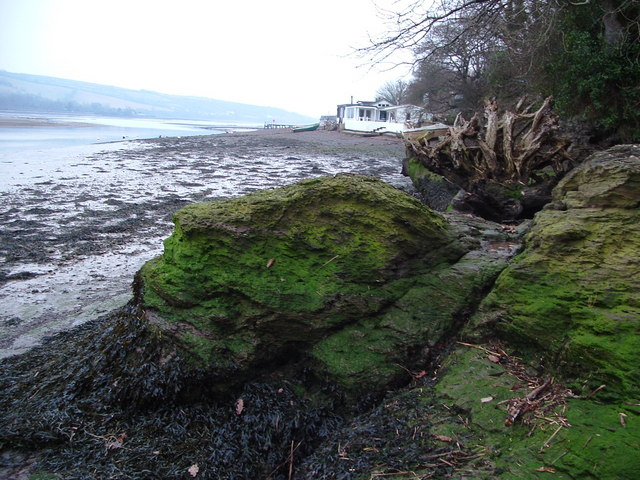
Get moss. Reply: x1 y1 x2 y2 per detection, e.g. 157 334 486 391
471 205 640 401
312 248 511 395
428 346 639 479
300 342 638 479
138 175 464 390
555 399 640 479
178 332 217 364
143 175 454 321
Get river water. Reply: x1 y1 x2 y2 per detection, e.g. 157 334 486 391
0 119 409 358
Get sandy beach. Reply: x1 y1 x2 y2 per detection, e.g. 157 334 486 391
0 128 409 358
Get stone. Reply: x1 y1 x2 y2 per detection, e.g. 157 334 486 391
138 174 467 393
553 144 640 209
469 145 640 401
402 156 460 211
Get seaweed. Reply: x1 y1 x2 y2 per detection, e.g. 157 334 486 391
0 305 343 479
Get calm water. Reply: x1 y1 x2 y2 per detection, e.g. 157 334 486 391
0 112 256 190
0 113 253 150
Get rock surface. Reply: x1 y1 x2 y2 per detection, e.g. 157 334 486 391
138 174 517 397
471 144 640 400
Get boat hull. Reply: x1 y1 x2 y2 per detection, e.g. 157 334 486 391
292 123 320 133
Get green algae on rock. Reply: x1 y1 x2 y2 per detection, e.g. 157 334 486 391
469 145 640 401
311 247 512 396
139 174 465 385
402 156 460 211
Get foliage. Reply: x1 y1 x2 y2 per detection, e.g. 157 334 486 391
365 0 640 140
547 22 640 140
375 79 408 105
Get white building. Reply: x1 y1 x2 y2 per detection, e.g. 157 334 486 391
336 100 432 133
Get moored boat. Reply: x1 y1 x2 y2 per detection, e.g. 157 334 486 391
292 122 320 133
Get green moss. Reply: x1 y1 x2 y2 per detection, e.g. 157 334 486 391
471 203 640 401
426 346 639 479
556 400 640 479
143 175 453 319
304 344 637 479
138 175 463 386
176 331 216 364
312 248 511 394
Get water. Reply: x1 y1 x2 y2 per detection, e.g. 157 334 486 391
0 113 258 189
0 112 252 151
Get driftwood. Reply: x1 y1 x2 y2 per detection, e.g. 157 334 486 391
404 97 575 221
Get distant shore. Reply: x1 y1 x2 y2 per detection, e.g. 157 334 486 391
0 116 98 128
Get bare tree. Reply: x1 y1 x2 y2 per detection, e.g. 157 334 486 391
376 80 409 105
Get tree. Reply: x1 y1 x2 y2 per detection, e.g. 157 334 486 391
362 0 640 139
376 80 408 105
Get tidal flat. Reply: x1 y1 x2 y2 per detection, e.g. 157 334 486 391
0 129 409 358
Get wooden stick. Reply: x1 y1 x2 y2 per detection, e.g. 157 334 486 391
539 425 563 453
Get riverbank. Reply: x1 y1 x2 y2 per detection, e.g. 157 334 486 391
0 129 407 358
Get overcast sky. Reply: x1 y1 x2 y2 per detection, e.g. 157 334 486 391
0 0 414 117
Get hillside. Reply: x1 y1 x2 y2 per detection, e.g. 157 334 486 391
0 70 314 125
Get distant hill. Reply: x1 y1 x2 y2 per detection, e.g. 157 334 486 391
0 70 314 125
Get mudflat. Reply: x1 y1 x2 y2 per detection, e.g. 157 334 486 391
0 129 408 358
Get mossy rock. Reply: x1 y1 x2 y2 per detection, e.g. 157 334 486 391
138 174 464 391
403 156 460 211
469 145 640 401
311 248 512 396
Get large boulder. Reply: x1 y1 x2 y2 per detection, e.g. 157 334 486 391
138 174 467 394
470 144 640 400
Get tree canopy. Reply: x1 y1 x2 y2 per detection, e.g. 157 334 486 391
367 0 640 140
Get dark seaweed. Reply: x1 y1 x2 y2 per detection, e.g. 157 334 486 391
0 303 343 479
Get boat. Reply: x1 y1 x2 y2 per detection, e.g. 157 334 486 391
292 122 320 133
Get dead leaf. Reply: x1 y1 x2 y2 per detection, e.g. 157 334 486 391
620 412 628 427
487 354 501 363
480 396 494 403
413 370 427 379
535 466 556 473
235 398 244 415
107 432 126 450
434 434 453 443
188 464 199 477
266 258 276 268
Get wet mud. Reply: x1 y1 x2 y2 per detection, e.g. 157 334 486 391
0 129 408 357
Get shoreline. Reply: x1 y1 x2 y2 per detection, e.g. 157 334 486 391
0 129 409 358
0 116 99 128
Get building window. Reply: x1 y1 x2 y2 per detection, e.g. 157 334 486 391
359 109 373 120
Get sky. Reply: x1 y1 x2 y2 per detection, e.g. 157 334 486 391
0 0 415 117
